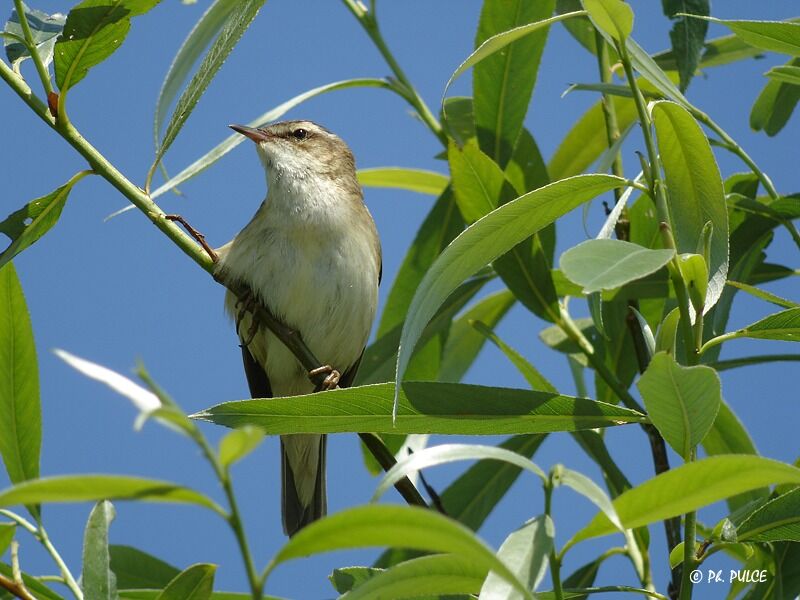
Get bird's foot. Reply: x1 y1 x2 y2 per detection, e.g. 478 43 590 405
165 214 218 262
309 365 341 390
235 290 261 347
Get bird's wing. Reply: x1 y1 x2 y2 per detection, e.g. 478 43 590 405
241 344 272 399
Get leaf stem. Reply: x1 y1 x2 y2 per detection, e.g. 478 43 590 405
544 479 563 600
12 0 55 98
35 521 83 600
340 0 446 145
679 453 698 600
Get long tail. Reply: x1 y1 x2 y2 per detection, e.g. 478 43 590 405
281 433 327 537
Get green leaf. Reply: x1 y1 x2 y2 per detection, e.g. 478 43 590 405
690 17 800 57
653 29 773 71
82 501 117 600
548 96 638 179
581 0 633 41
678 252 709 311
471 321 556 393
705 308 800 352
269 505 533 600
661 0 710 91
737 488 800 542
395 174 628 402
193 381 645 435
553 465 622 530
119 593 252 600
751 57 800 136
4 3 66 67
473 0 555 167
217 426 263 469
569 456 800 546
155 564 215 600
625 38 689 106
765 64 800 86
637 352 721 460
0 475 224 515
54 0 161 91
480 516 554 599
726 281 798 309
655 307 680 356
710 354 800 372
343 554 485 600
0 173 89 270
442 11 585 109
151 0 265 176
373 444 546 501
559 239 674 294
329 566 382 594
652 100 728 310
0 523 15 557
110 545 180 590
0 263 40 485
154 0 242 156
438 290 516 383
356 168 449 196
0 563 65 600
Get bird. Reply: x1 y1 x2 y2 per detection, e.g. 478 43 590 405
215 120 381 536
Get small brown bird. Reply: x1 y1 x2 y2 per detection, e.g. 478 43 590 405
215 121 381 536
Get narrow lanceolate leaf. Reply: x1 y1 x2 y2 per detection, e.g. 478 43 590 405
727 281 798 309
192 382 645 435
4 4 66 67
442 11 585 109
82 501 117 600
270 505 534 600
154 0 241 151
0 172 89 270
54 0 162 91
637 352 721 460
372 444 546 501
0 522 15 556
0 264 40 485
0 475 224 515
569 456 800 546
559 239 674 294
737 488 800 542
110 545 180 590
689 17 800 57
343 554 485 600
152 0 266 176
652 101 728 310
661 0 710 91
765 64 800 86
155 564 216 600
357 168 448 196
395 174 628 402
480 516 554 599
709 307 800 349
751 57 800 137
473 0 555 167
581 0 633 42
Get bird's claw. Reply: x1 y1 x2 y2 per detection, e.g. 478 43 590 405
235 290 261 347
309 365 340 390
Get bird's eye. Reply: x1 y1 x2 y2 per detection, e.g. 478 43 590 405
291 128 308 140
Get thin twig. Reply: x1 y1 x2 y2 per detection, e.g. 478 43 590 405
358 433 428 508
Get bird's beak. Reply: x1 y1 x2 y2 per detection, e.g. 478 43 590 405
229 124 272 143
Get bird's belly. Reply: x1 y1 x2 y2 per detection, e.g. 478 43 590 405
222 228 378 397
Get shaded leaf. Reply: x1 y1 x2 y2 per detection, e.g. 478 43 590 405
0 264 40 485
82 501 117 600
0 523 14 557
751 57 800 136
581 0 633 42
738 488 800 542
765 64 800 86
570 456 800 545
54 0 161 91
559 239 674 294
110 545 180 590
0 173 88 270
661 0 710 91
155 564 215 600
357 168 449 196
192 381 646 435
726 281 797 309
0 475 224 515
4 3 66 67
269 505 533 599
329 567 382 594
692 17 800 57
653 100 728 310
480 516 554 599
395 174 628 402
473 0 555 167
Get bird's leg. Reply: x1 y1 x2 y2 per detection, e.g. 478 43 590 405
234 290 262 348
309 365 341 390
164 214 218 262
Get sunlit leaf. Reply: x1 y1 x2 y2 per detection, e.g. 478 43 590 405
0 263 40 485
357 168 449 196
155 564 215 600
688 17 800 57
765 64 800 86
726 280 797 309
0 523 15 556
82 501 117 600
581 0 633 42
737 488 800 542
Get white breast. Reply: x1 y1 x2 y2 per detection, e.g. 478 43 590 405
216 176 380 397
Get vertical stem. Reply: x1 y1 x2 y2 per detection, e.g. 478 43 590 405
544 480 563 600
679 452 698 600
36 523 83 600
12 0 54 97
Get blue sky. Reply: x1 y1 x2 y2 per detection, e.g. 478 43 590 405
1 1 798 598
